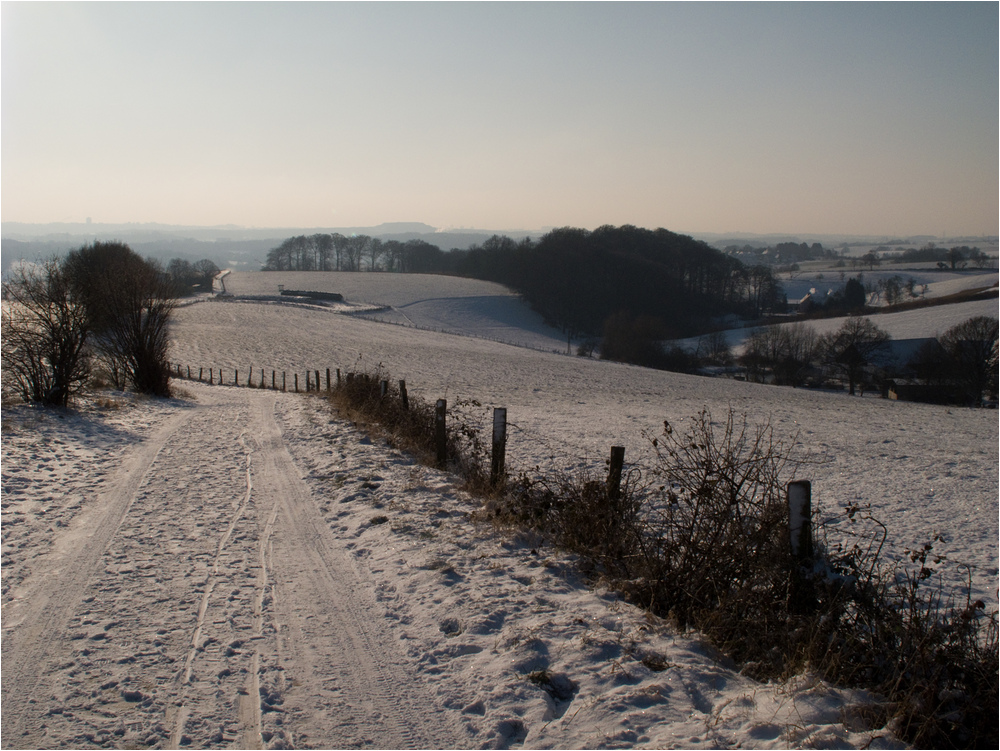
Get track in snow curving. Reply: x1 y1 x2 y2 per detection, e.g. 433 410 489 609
1 384 462 749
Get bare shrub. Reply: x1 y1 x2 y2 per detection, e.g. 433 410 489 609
328 365 493 491
1 259 91 406
324 376 997 747
634 409 797 629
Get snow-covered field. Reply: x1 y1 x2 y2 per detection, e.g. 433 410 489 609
681 296 1000 355
222 271 570 353
778 268 996 308
3 270 996 749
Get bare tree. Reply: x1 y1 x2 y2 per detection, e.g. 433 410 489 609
311 234 334 271
821 316 891 395
64 242 176 397
331 233 348 271
366 237 384 272
940 316 999 406
1 259 91 406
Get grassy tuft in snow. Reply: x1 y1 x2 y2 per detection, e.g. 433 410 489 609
329 366 998 748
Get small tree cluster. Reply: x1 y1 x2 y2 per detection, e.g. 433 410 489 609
910 315 999 406
741 322 819 386
2 242 177 405
262 234 442 273
166 258 220 296
64 242 176 397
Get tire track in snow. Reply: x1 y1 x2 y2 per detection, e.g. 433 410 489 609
170 430 263 748
253 394 465 749
3 385 462 749
0 408 193 744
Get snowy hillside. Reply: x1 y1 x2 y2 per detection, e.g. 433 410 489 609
680 296 999 355
167 291 998 612
3 271 995 749
222 271 570 352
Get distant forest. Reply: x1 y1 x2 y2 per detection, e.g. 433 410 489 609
262 225 784 346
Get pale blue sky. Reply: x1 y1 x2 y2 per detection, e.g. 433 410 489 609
2 2 997 235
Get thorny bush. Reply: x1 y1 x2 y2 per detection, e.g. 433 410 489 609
328 369 997 748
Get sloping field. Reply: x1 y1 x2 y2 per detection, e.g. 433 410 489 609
222 271 570 352
169 295 998 612
4 275 995 749
779 268 997 306
684 296 999 354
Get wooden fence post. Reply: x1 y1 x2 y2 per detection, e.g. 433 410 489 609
272 370 276 390
294 373 299 393
187 366 191 379
209 368 214 385
260 369 265 388
607 446 626 500
248 367 252 387
282 372 286 392
315 371 320 392
399 380 409 410
491 408 508 487
199 367 203 382
337 368 341 386
326 368 331 392
787 480 815 613
435 399 447 468
235 369 239 387
380 380 389 399
787 480 813 561
305 372 310 392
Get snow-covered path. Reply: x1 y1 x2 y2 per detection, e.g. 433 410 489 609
1 386 462 749
3 382 910 749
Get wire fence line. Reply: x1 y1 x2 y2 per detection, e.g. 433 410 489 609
167 360 651 481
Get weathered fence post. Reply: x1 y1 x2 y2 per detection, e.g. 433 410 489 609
187 366 191 380
248 367 252 387
787 480 813 561
315 371 320 392
491 408 508 487
294 373 299 393
435 399 447 468
380 380 389 399
337 368 342 386
787 480 815 613
235 369 239 386
199 367 203 382
209 368 214 385
326 368 331 392
305 372 310 392
607 446 626 500
282 372 286 392
260 369 265 388
399 380 409 410
272 370 276 390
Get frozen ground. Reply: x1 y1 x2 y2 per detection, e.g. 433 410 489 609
3 385 904 750
3 271 996 749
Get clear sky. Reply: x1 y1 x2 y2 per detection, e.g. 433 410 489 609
2 1 997 236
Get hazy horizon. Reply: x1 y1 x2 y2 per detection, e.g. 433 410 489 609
2 3 997 237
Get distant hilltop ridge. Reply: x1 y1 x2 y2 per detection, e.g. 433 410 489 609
3 221 992 248
1 221 442 243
